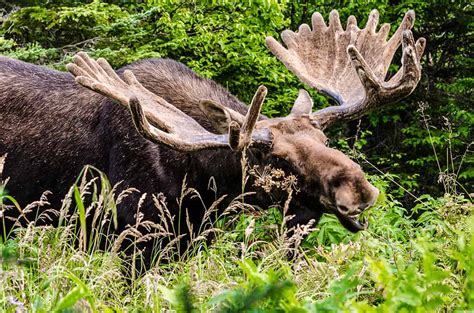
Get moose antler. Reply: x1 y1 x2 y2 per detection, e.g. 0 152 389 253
66 53 270 151
228 86 267 150
266 9 425 129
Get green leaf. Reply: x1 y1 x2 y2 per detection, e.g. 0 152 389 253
74 185 87 250
53 285 88 312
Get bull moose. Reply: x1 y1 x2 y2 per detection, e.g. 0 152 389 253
0 10 424 261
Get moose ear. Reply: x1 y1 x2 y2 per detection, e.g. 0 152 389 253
199 100 234 134
290 89 313 116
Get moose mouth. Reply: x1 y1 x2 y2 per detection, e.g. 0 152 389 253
334 210 368 233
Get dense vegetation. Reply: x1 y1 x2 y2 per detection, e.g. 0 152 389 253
0 0 472 311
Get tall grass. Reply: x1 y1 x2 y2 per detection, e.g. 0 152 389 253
0 125 472 312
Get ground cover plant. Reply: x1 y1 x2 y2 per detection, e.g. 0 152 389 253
0 1 472 312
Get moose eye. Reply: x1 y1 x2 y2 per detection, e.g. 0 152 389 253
331 178 342 188
325 139 329 146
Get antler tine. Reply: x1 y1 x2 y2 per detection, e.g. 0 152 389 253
383 10 415 71
241 86 267 142
229 85 268 150
365 9 379 34
386 31 425 88
266 9 425 129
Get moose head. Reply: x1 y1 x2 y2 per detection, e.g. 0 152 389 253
66 9 424 232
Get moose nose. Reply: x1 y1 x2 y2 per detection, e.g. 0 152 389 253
358 203 370 211
337 205 350 214
337 205 360 216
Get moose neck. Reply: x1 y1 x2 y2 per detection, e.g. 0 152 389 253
185 146 274 210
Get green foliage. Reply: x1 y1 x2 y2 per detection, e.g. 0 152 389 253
366 241 452 311
2 1 125 48
211 260 298 312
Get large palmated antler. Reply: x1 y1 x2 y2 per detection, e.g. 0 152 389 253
266 9 426 129
66 53 270 152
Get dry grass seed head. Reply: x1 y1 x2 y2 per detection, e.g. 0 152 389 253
250 165 298 194
0 153 6 177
